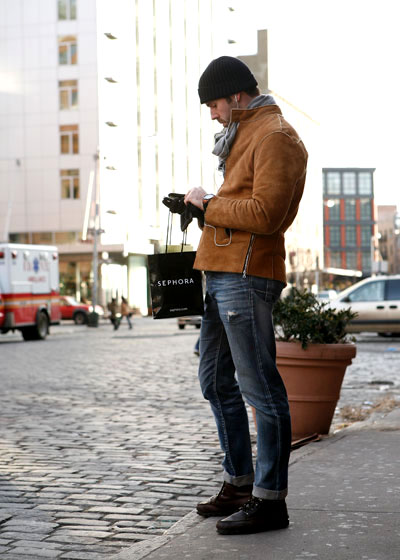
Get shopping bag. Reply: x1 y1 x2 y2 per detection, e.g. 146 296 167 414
148 251 204 319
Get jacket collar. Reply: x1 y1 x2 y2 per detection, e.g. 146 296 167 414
231 104 282 123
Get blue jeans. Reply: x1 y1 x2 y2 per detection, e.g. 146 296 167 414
198 272 291 500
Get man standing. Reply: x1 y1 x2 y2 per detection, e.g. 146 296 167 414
184 56 307 535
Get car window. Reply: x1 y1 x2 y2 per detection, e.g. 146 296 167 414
386 279 400 301
347 281 385 302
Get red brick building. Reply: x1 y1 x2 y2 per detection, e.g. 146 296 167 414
323 168 376 277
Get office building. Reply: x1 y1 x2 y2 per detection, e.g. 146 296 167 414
323 167 376 282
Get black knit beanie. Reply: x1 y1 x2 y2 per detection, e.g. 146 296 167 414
198 56 258 104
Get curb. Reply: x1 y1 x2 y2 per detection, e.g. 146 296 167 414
109 406 400 560
109 511 204 560
108 432 342 560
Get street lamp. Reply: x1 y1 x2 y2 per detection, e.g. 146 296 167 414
87 149 104 327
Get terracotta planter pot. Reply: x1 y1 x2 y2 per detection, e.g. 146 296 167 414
276 341 357 439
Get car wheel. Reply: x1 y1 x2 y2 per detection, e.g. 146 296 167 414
178 324 185 330
74 311 87 325
21 327 35 341
36 311 49 339
195 323 201 329
22 311 49 341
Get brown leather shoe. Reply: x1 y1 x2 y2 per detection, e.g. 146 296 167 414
216 496 289 534
196 482 253 518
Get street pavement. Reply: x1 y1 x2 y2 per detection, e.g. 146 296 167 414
0 318 399 559
115 409 400 560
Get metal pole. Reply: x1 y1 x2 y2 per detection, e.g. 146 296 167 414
88 149 100 327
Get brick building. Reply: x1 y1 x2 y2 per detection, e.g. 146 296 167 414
323 168 376 280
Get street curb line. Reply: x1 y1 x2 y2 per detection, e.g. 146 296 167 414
107 414 400 560
108 436 343 560
108 511 203 560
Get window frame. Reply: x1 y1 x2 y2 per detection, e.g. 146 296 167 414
342 172 356 195
58 36 78 65
58 0 77 20
60 125 79 154
345 226 357 247
386 279 400 301
360 198 372 220
60 169 80 199
347 280 385 302
344 198 356 220
59 80 78 110
358 172 373 195
326 172 341 195
329 225 341 247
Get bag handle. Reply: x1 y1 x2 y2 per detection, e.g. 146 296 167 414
165 211 187 254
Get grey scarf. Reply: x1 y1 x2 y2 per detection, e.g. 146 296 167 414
212 94 276 175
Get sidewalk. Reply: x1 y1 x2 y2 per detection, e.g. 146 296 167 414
113 408 400 560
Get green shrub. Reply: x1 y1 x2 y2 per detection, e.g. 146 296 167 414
273 288 357 349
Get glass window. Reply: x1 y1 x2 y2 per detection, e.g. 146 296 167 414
55 232 78 244
59 80 78 110
58 36 77 65
348 280 384 302
9 232 30 243
60 125 79 154
60 169 80 199
346 226 356 246
346 251 357 269
359 172 372 195
58 0 76 20
31 232 53 244
361 252 372 273
326 172 341 195
330 226 341 247
386 280 400 301
345 199 356 220
330 251 342 268
360 199 371 220
343 172 356 194
361 225 372 246
327 199 340 220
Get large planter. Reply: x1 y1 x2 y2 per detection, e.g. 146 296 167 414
276 341 357 439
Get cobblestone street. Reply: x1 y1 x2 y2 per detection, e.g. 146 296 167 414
0 318 399 558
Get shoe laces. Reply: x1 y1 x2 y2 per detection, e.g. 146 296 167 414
240 496 263 514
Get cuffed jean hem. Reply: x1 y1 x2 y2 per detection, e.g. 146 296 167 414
253 486 288 500
223 471 254 487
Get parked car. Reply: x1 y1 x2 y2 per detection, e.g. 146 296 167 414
329 275 400 335
317 289 338 301
177 316 201 330
59 296 104 325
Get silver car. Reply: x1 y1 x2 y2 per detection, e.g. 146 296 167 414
330 275 400 335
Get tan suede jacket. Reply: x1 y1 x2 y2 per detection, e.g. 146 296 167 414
194 104 308 284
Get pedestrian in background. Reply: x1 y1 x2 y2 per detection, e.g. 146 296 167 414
121 296 133 330
108 297 120 330
184 56 307 535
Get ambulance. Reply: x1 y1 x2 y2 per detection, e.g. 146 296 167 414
0 243 61 340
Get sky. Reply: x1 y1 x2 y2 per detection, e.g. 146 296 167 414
227 0 400 206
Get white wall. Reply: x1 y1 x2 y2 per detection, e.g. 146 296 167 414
0 0 99 240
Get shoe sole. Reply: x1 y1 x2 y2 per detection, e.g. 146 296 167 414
216 521 289 535
196 508 240 518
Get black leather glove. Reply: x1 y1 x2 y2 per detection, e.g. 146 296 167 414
162 193 186 214
162 193 205 231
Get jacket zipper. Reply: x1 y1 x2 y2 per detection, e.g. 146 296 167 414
242 234 255 278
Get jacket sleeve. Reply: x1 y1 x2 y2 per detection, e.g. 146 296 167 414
204 132 307 235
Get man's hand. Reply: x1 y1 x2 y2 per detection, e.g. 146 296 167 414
184 187 207 210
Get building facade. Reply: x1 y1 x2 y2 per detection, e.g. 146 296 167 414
0 0 230 313
377 205 400 274
1 0 323 310
323 167 376 285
